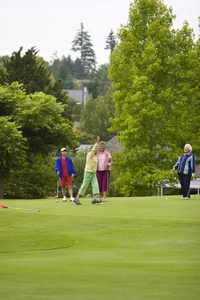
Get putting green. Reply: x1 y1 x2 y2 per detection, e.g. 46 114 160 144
0 196 200 300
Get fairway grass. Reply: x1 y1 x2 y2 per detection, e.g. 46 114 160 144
0 195 200 300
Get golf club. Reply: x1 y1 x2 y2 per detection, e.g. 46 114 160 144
55 176 59 202
107 165 109 196
0 205 40 212
186 174 194 199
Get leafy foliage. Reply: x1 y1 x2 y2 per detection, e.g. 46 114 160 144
0 47 71 115
49 54 85 88
3 153 57 199
76 87 116 143
0 82 77 198
87 64 112 99
109 0 200 196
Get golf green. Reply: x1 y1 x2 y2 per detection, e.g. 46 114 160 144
0 196 200 299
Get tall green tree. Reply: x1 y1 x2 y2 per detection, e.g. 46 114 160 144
109 0 200 196
71 23 97 77
191 37 200 154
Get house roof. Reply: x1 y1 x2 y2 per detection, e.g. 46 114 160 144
75 144 92 152
105 136 123 154
64 88 89 104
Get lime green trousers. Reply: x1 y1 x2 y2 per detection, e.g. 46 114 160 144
78 172 99 196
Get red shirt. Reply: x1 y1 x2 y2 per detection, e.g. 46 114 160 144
61 158 69 177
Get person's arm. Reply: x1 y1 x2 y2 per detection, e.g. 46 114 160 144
107 157 113 168
108 157 113 165
90 136 100 155
55 158 61 175
71 159 75 175
172 157 180 173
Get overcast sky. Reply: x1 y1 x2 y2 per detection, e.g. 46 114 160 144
0 0 199 66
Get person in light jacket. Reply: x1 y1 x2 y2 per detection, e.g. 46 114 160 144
75 136 101 205
172 144 195 199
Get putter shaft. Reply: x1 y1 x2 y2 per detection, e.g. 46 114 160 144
8 207 40 212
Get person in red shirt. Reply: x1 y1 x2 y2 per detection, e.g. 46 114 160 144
55 148 75 202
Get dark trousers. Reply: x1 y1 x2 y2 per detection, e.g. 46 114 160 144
96 170 110 192
178 174 191 198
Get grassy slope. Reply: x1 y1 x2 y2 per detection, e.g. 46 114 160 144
0 195 200 300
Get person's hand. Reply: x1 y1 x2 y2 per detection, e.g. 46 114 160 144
57 171 60 176
171 169 175 174
108 163 111 167
97 136 100 143
72 173 74 177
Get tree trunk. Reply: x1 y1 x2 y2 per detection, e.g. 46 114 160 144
0 170 3 199
148 185 152 196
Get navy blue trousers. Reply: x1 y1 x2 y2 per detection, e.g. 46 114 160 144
178 174 191 198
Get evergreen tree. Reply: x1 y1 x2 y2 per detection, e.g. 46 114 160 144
73 58 86 79
0 47 51 94
71 23 97 77
49 52 62 83
105 30 116 55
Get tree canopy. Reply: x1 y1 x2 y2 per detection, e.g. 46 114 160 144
0 82 77 198
109 0 200 196
0 47 51 94
0 47 72 118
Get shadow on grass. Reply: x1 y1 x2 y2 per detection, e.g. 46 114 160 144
0 230 76 253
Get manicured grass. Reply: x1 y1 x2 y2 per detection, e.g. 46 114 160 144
0 195 200 300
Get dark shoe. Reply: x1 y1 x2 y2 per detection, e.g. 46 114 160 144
92 199 102 204
75 199 82 205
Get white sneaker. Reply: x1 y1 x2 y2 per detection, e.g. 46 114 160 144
70 196 75 202
62 196 67 202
